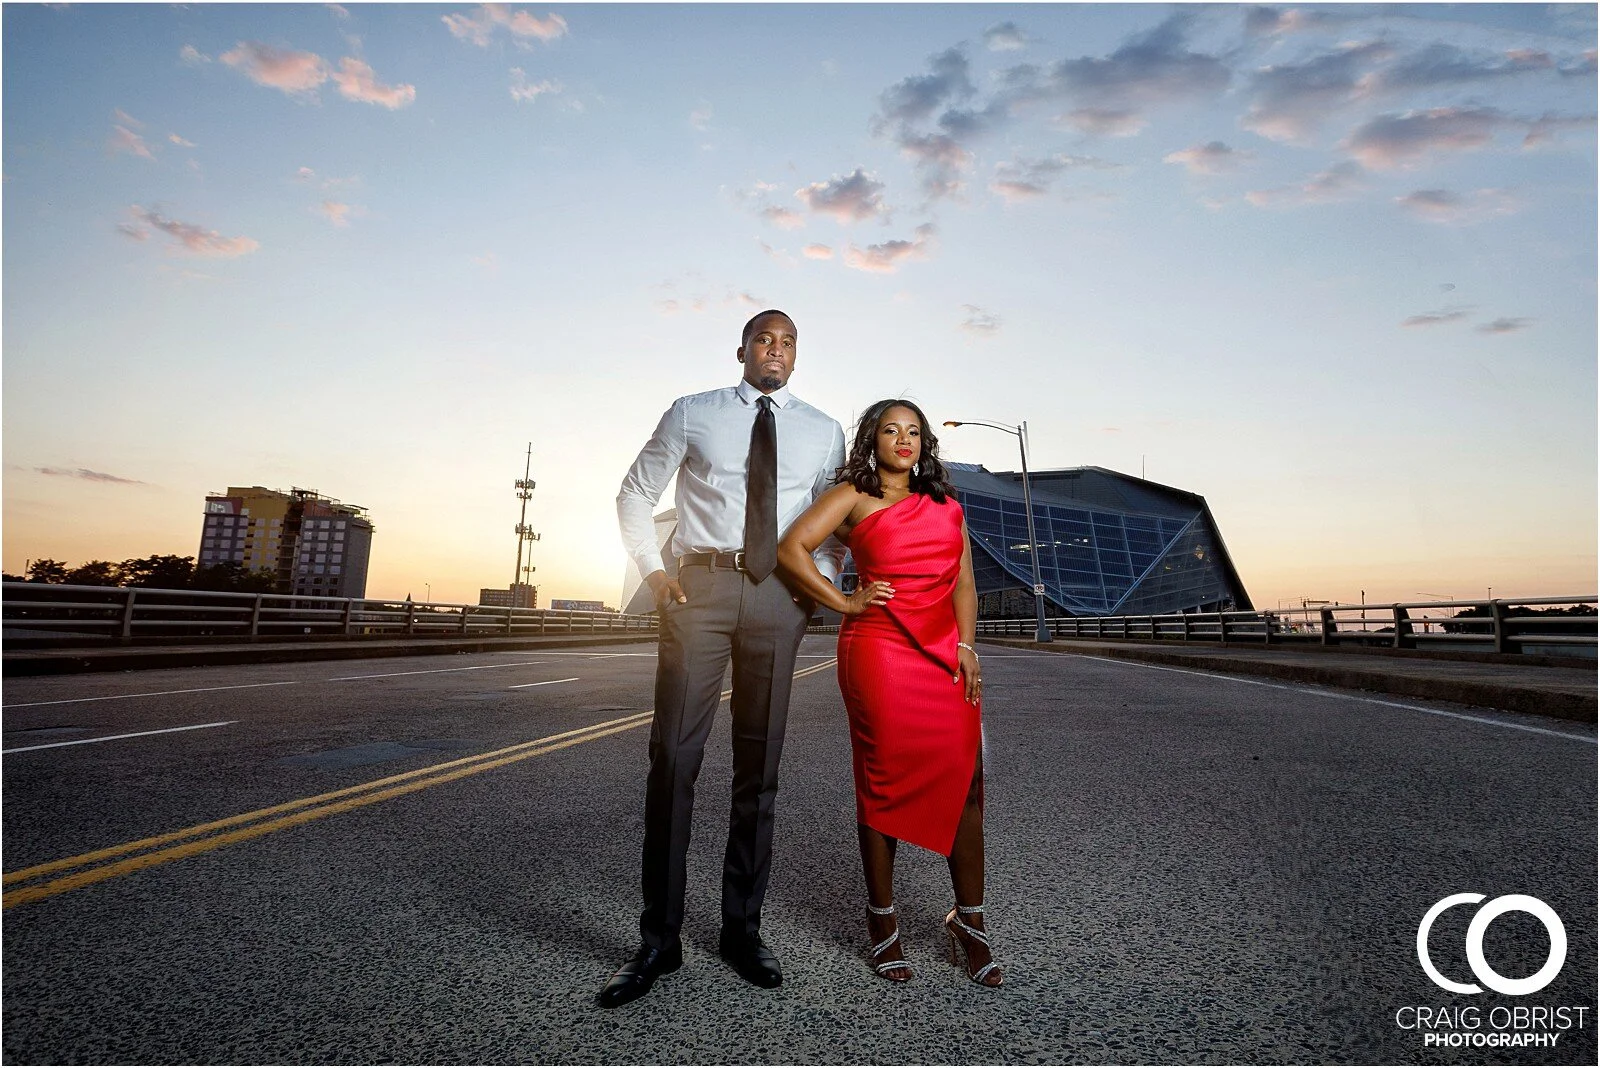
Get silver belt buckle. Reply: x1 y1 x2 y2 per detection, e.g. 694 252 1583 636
732 551 746 571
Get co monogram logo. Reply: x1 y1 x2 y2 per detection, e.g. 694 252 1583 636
1417 894 1568 996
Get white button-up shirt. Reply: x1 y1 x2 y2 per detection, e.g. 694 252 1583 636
619 379 847 582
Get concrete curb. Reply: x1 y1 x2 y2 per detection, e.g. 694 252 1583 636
977 637 1597 724
1 633 660 678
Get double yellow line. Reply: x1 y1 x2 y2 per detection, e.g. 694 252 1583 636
4 658 837 909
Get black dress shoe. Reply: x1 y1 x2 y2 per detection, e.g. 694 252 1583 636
597 942 683 1008
718 930 783 988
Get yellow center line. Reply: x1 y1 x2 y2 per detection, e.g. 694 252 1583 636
3 658 838 909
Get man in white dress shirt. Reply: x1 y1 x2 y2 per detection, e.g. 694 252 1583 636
600 309 846 1007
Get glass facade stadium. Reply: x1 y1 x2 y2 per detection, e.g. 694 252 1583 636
624 464 1250 619
901 463 1250 618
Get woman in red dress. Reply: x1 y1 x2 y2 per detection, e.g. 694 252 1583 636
777 398 1002 987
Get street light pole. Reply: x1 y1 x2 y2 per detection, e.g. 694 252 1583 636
943 418 1052 643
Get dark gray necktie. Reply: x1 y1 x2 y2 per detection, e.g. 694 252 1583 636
743 396 777 582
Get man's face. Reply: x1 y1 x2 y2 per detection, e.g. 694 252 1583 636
737 314 797 393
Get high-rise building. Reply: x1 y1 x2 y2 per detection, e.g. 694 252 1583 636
199 486 374 598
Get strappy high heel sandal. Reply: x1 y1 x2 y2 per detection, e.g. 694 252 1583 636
867 902 913 982
944 904 1003 987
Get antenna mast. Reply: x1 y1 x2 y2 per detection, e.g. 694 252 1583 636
513 443 541 598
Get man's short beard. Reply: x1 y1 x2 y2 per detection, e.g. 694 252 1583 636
758 374 782 391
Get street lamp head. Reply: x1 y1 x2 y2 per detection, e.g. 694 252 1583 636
943 421 961 427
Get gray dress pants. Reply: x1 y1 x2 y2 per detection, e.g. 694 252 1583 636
639 561 811 949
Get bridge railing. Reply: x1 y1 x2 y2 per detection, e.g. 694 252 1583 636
974 596 1597 656
1 582 659 644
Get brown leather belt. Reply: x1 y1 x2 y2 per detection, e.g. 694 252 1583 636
678 551 747 572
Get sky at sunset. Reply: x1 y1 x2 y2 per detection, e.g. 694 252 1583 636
3 2 1595 611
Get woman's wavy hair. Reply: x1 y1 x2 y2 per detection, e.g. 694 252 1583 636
834 397 957 503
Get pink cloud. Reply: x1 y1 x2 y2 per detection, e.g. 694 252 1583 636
1394 188 1518 224
169 133 197 147
759 206 804 230
1162 141 1252 175
127 206 260 257
1244 162 1363 208
1343 107 1510 170
220 41 329 96
332 57 415 108
802 244 834 260
796 168 889 224
509 67 561 101
843 224 935 274
443 5 568 47
107 125 154 160
318 200 353 227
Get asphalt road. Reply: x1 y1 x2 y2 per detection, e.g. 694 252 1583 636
3 638 1595 1065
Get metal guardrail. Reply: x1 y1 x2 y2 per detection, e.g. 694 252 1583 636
1 582 659 644
975 596 1598 656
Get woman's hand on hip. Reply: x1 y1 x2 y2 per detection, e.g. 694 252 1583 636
842 580 894 616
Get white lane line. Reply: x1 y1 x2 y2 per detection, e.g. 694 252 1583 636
508 677 580 689
328 661 550 681
1074 655 1597 744
5 681 300 710
3 721 237 754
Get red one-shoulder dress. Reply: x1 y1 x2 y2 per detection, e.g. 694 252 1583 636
837 492 981 856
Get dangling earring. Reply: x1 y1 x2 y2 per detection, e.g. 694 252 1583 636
913 461 920 477
868 453 878 472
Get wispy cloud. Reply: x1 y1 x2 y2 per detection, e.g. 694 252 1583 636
689 103 713 131
510 67 561 101
327 3 351 20
759 206 804 230
179 44 211 65
877 47 973 126
1394 188 1518 224
1163 141 1252 175
1241 41 1392 143
1056 107 1146 138
107 124 154 160
169 133 197 148
1523 111 1597 148
1401 307 1472 328
989 154 1121 202
802 243 834 260
35 466 146 485
959 304 1001 334
124 206 260 257
1478 317 1532 334
332 58 415 108
1243 6 1355 36
1344 106 1512 170
1049 13 1230 109
984 22 1028 52
318 200 353 227
796 168 890 224
113 107 144 129
1244 161 1363 208
221 41 329 96
1361 43 1557 95
443 5 568 48
843 223 935 274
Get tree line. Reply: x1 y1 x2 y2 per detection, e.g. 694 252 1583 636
4 556 278 592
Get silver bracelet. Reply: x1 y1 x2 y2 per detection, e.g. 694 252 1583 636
956 641 977 656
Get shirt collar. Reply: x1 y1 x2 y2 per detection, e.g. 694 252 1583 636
736 378 792 409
